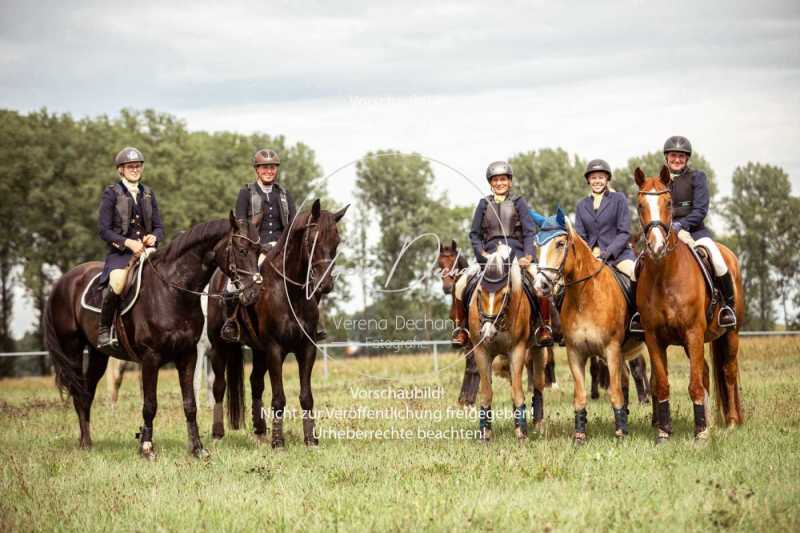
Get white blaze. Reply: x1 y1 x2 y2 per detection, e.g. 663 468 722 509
646 192 665 252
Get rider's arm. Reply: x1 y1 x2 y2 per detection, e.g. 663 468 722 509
234 187 250 221
605 193 632 259
574 200 589 243
674 171 709 233
148 190 165 245
469 199 488 263
98 187 127 251
286 190 297 226
515 197 536 259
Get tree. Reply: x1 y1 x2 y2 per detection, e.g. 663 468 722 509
508 148 586 216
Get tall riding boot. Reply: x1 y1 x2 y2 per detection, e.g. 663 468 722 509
716 272 737 328
451 297 469 348
97 286 120 349
628 279 644 333
533 297 554 347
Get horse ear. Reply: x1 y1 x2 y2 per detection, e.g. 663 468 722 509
311 199 322 221
555 206 567 228
634 167 646 188
659 165 671 186
333 203 349 222
229 210 239 231
529 209 547 228
451 239 457 250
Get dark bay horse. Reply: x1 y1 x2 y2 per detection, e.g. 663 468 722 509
45 213 263 458
469 245 546 441
207 200 347 448
635 166 744 443
533 208 644 442
437 241 559 406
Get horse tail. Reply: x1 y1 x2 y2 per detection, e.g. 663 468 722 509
44 288 87 411
226 346 245 430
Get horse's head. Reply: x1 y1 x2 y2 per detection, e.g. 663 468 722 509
476 244 513 341
531 207 570 297
215 211 264 306
291 199 348 296
635 166 673 260
436 239 462 295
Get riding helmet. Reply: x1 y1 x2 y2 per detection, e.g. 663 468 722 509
663 136 692 157
114 147 144 167
584 159 612 180
486 161 513 182
252 149 281 167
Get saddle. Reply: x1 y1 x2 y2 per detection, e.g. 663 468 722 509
462 265 541 321
690 245 720 321
81 257 146 316
609 265 635 317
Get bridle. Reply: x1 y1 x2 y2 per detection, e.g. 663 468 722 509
637 188 677 257
269 219 336 299
476 260 511 330
537 231 606 296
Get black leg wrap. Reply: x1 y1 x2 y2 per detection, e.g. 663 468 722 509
656 400 672 435
574 408 588 434
623 386 630 415
135 425 153 443
513 403 528 434
479 406 493 431
613 406 629 436
532 389 544 422
693 403 707 435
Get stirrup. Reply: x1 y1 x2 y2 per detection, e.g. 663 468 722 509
221 318 241 343
717 306 737 328
629 312 644 334
97 332 119 349
533 325 554 347
451 327 469 348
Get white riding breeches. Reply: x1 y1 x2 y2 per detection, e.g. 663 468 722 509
694 237 728 276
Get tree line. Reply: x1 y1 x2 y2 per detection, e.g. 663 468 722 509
1 108 797 374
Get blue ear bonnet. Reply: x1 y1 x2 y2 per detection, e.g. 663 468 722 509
530 207 568 246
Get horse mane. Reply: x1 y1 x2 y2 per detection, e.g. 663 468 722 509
155 219 231 263
263 206 338 266
456 253 469 270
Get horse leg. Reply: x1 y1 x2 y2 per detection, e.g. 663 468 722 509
645 334 671 444
529 346 547 434
606 343 628 439
210 346 227 439
265 342 287 448
296 341 319 446
544 347 558 389
106 357 122 407
175 349 207 458
474 347 493 441
589 356 600 399
712 330 743 428
138 360 158 460
79 348 109 449
685 331 709 440
510 343 528 440
566 345 588 444
630 356 651 404
458 353 480 406
250 348 269 440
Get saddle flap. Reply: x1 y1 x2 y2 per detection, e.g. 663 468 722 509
80 259 147 316
609 266 635 316
690 245 719 317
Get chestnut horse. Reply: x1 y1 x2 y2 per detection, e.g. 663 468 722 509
44 214 263 458
469 245 546 441
635 166 744 443
207 200 347 448
437 241 559 406
533 208 643 442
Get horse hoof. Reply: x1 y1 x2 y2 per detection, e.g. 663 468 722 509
573 433 586 446
271 438 286 449
253 432 269 444
79 440 93 450
304 438 320 447
614 430 627 440
140 441 157 461
694 428 710 441
639 396 651 405
515 428 528 441
193 447 211 460
655 431 670 446
479 429 493 442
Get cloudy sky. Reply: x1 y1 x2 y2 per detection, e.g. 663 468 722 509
2 0 799 335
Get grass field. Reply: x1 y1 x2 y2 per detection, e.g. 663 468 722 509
2 337 799 532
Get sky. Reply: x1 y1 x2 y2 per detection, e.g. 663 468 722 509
2 0 799 336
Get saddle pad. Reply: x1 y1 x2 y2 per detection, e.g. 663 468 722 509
690 245 718 319
80 259 146 316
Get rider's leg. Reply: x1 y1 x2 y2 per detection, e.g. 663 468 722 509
695 237 736 328
524 263 553 346
451 264 479 347
98 268 127 348
626 258 644 333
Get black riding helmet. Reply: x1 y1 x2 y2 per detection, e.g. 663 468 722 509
584 159 612 181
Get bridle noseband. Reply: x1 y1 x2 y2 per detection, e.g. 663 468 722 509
225 231 264 293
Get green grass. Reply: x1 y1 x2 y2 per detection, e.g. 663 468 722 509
2 337 799 532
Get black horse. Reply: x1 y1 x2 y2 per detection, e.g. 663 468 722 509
208 199 347 447
44 213 262 459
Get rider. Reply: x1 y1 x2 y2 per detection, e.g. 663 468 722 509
574 159 636 278
629 136 736 330
451 161 553 347
97 147 164 349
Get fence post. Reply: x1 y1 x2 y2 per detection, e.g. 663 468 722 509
323 345 329 380
432 342 439 377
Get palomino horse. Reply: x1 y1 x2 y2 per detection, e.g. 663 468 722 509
207 200 347 448
469 245 546 441
437 241 559 406
533 208 644 442
44 214 263 458
635 167 744 442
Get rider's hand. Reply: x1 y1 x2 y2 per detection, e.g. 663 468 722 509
518 256 532 268
125 239 145 256
142 234 157 247
677 229 695 247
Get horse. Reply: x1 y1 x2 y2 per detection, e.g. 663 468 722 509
44 213 263 459
589 355 650 404
634 166 744 443
532 207 644 442
468 245 546 441
207 200 347 448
